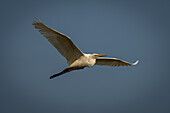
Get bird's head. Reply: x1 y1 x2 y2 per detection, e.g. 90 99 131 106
92 53 107 59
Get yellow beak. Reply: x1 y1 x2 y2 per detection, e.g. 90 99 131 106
97 54 107 57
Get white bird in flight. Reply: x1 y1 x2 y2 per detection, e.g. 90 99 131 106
32 18 139 79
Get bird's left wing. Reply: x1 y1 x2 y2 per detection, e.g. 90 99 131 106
95 58 138 67
32 18 84 65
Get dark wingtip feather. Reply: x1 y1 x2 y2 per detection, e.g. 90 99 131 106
32 17 42 25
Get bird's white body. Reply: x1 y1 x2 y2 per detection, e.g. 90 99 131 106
32 18 139 79
69 54 96 68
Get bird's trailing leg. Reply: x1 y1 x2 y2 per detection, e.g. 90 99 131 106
49 67 85 79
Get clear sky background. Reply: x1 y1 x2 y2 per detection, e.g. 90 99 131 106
1 0 170 113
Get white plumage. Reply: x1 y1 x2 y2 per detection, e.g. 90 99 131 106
32 18 139 79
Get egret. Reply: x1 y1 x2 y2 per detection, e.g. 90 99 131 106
32 18 139 79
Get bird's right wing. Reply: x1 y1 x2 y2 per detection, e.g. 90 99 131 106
32 18 84 65
95 58 139 67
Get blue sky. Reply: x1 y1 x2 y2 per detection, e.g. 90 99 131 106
1 0 170 113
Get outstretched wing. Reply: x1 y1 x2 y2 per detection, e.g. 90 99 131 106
32 18 84 65
95 58 139 67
